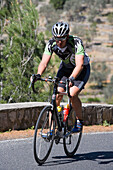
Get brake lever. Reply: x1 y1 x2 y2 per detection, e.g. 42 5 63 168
29 74 35 88
29 81 32 88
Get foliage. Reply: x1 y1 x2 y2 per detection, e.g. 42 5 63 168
107 12 113 25
0 0 12 19
88 8 99 23
64 0 81 13
63 0 84 22
87 97 100 103
103 120 110 126
89 62 110 88
81 97 101 103
39 4 60 31
103 75 113 104
1 0 46 103
1 0 113 104
50 0 66 10
72 22 97 44
63 0 107 23
0 0 12 35
84 0 106 10
38 0 108 41
87 0 106 22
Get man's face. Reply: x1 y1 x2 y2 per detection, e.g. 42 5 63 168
55 35 68 48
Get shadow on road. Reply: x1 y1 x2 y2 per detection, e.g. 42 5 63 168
43 151 113 166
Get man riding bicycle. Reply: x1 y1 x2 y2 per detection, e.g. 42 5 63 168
36 21 90 132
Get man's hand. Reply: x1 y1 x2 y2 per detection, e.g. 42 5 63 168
36 74 41 80
30 74 41 82
69 76 75 87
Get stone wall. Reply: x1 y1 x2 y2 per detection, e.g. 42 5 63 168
0 102 113 132
82 103 113 125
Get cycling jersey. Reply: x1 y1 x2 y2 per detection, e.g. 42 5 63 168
44 35 90 68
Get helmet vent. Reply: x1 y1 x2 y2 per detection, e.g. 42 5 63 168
52 22 69 37
55 28 58 34
61 29 65 36
59 28 62 35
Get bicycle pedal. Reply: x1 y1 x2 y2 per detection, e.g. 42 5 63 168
54 131 63 144
55 137 60 144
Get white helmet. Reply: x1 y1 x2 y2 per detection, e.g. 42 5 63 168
52 22 69 37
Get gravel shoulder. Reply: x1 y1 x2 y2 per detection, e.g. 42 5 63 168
0 125 113 141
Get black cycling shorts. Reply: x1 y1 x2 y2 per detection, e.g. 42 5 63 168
56 62 90 90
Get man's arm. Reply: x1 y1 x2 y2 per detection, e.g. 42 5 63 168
37 53 51 75
70 54 84 79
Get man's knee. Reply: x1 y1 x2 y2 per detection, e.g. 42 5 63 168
56 94 63 101
58 87 65 92
70 86 80 97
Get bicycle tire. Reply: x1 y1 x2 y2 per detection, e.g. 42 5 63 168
63 108 83 157
33 105 55 165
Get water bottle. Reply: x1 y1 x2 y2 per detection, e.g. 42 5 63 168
63 104 70 122
57 106 63 122
57 106 62 113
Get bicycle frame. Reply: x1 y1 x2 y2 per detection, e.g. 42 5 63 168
50 79 71 132
30 75 72 132
32 75 83 165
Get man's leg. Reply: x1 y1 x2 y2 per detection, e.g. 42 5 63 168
70 86 82 120
56 87 65 106
70 86 83 132
71 95 83 120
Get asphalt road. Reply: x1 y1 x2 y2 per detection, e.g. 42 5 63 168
0 132 113 170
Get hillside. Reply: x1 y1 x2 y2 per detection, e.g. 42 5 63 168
87 5 113 79
0 0 113 104
36 1 113 103
37 2 113 69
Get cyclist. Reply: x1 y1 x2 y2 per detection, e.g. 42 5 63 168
35 21 90 132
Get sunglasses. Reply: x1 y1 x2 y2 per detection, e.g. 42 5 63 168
54 36 67 41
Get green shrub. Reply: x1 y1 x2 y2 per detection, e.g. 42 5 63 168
87 97 100 103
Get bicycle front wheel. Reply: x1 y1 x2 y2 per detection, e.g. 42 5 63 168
63 108 83 157
33 105 55 165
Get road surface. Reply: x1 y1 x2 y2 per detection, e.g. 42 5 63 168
0 132 113 170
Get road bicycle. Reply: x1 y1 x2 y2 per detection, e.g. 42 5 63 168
30 74 83 165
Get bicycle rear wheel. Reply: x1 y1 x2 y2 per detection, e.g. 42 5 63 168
33 105 55 165
63 108 83 157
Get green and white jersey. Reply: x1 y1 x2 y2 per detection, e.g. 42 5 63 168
44 35 90 68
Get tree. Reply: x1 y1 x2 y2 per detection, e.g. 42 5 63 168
1 0 46 103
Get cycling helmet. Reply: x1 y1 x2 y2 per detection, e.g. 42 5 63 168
52 22 69 37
